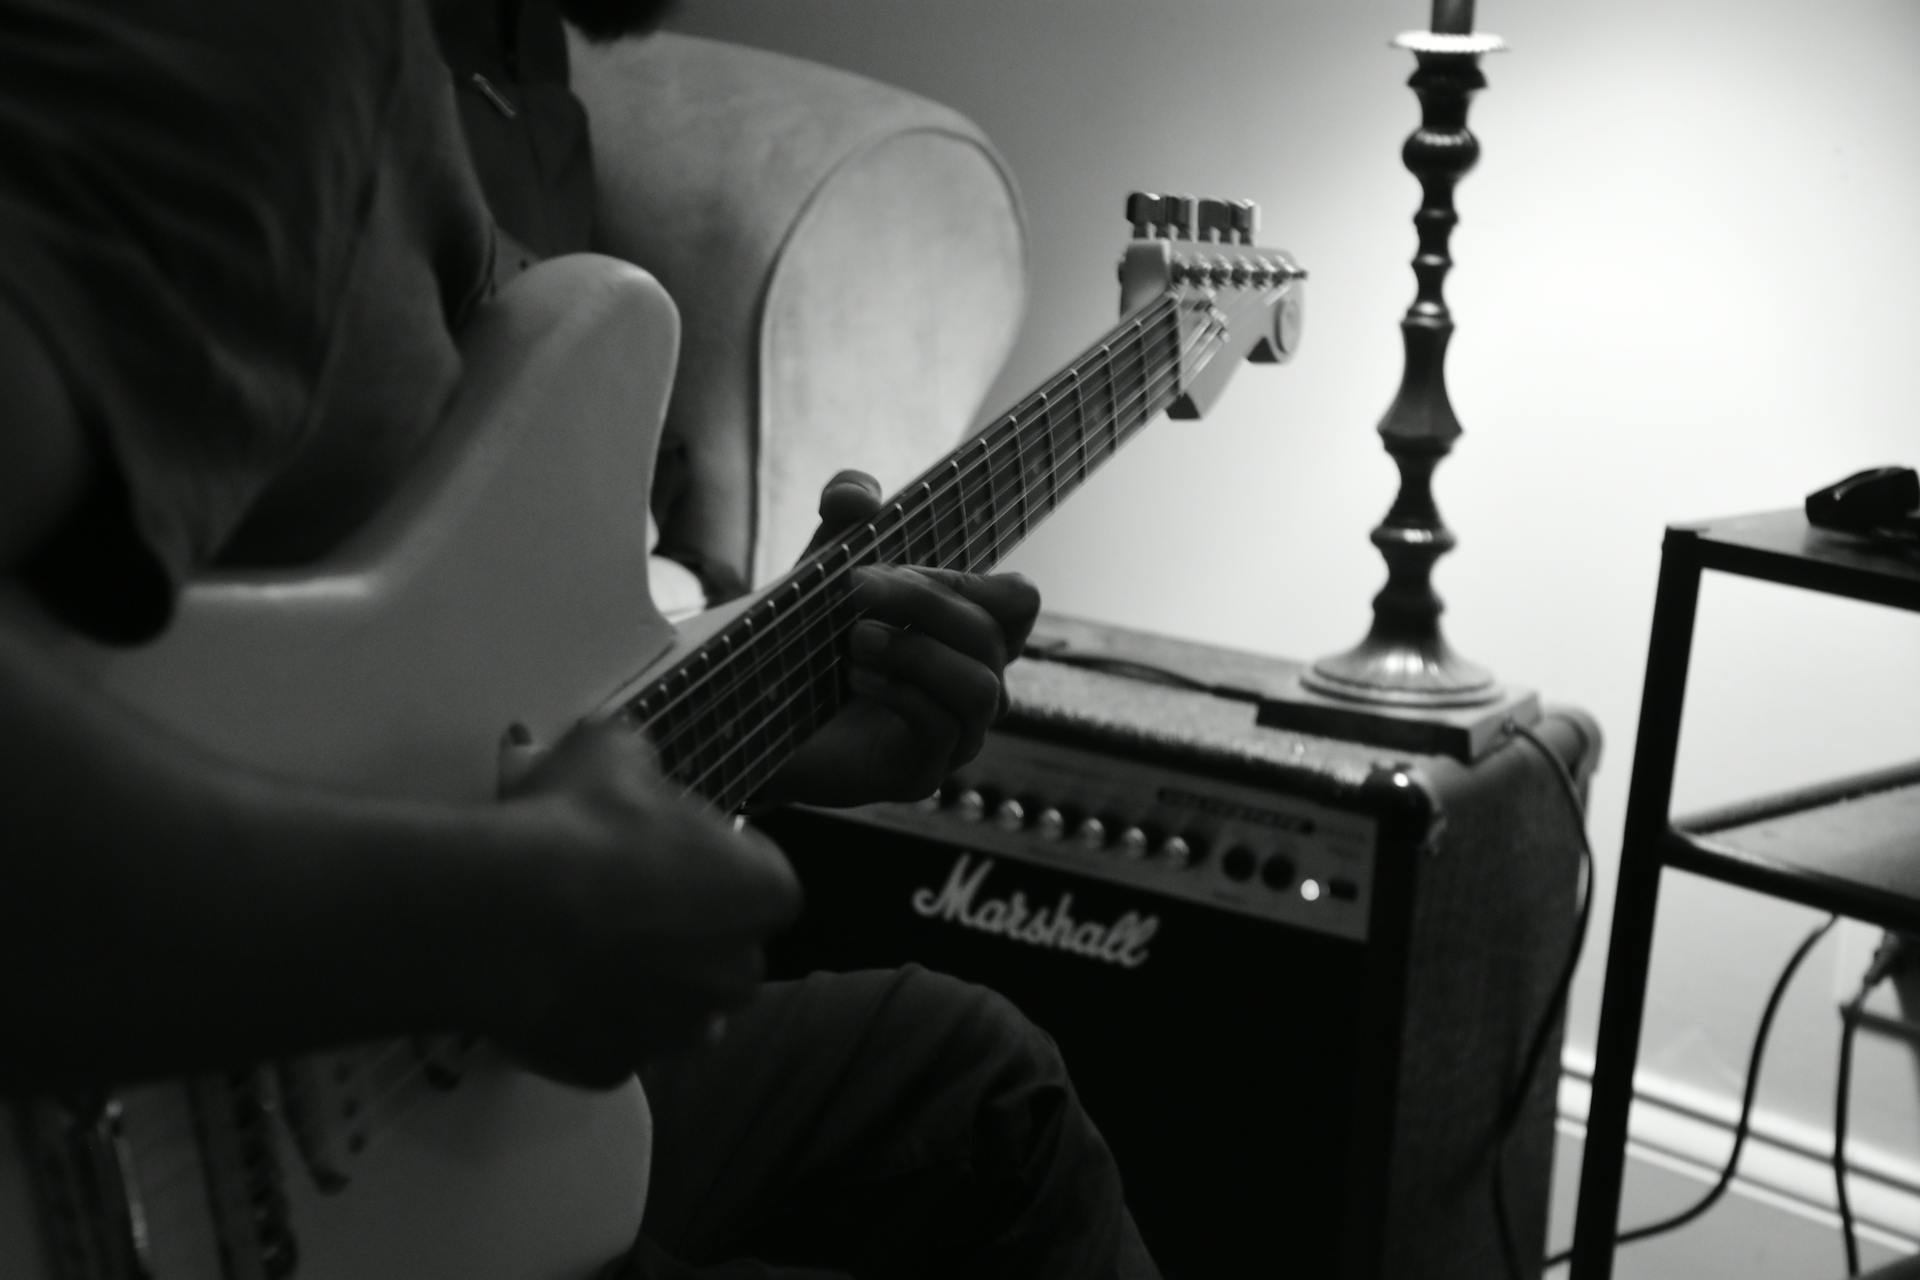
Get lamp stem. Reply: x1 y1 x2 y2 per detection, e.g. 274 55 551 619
1302 25 1506 708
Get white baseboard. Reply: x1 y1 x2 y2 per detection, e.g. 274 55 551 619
1549 1049 1920 1276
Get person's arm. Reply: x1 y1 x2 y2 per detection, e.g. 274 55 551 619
0 600 553 1086
0 299 798 1093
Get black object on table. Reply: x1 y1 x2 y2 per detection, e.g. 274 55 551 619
1569 508 1920 1279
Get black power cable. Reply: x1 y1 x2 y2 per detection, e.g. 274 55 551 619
1493 722 1596 1280
1542 913 1839 1271
1837 988 1868 1277
1833 932 1910 1277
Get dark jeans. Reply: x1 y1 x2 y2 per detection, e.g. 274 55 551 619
609 965 1161 1280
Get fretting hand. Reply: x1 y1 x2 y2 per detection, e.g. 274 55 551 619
757 471 1041 809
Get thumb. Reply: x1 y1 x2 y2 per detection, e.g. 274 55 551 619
802 469 883 556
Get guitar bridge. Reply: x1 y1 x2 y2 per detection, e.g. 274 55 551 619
17 1093 151 1280
187 1072 297 1280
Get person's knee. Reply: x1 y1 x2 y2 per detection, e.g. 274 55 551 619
898 963 1064 1075
887 965 1078 1159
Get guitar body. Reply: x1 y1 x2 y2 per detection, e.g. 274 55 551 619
1 208 1303 1279
1 255 681 1280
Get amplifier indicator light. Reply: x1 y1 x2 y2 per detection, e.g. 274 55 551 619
1300 879 1323 903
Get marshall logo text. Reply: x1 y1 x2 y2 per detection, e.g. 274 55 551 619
910 854 1160 968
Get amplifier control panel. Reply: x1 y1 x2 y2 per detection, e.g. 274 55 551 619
844 730 1378 942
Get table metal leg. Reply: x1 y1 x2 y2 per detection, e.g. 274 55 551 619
1570 532 1704 1279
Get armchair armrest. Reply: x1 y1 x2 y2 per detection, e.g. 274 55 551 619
568 31 1027 592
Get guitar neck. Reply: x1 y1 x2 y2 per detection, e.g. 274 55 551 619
622 294 1191 811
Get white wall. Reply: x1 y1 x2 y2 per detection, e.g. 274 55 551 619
665 0 1920 1264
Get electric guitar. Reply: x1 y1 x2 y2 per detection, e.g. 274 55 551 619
0 195 1303 1280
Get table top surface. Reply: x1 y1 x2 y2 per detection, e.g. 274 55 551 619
1671 508 1920 607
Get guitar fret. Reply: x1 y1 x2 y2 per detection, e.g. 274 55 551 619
938 461 967 569
731 603 780 808
1006 414 1033 546
1073 356 1095 487
713 634 754 806
979 432 1009 568
799 568 836 735
651 675 685 780
683 655 720 794
910 482 939 564
1034 390 1061 523
872 502 910 567
1109 324 1137 462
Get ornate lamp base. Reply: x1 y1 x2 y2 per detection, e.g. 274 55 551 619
1261 665 1539 764
1303 635 1497 708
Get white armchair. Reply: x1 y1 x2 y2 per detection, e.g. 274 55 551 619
567 31 1029 614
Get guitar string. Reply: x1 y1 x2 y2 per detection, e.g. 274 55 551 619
649 312 1224 806
629 310 1190 759
106 292 1250 1207
648 310 1230 802
634 303 1211 735
631 298 1190 737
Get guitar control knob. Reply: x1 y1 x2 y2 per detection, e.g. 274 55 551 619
1221 846 1257 883
1261 854 1298 892
994 798 1027 832
1075 817 1108 850
1159 836 1195 869
1117 827 1151 859
954 789 988 822
1035 808 1067 841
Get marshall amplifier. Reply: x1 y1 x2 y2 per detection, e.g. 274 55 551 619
754 614 1601 1280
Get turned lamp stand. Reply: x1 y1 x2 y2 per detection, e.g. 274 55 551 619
1256 6 1538 763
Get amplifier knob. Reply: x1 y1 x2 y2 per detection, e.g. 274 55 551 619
1261 854 1297 891
994 798 1027 831
1159 836 1195 868
1221 846 1257 882
1117 827 1151 859
1075 817 1108 850
1035 808 1067 841
954 789 988 822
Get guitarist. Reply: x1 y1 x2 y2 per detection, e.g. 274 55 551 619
0 1 1163 1278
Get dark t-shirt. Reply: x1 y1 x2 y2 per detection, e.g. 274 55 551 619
431 0 597 263
1 0 494 641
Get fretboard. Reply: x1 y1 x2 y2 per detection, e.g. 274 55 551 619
624 294 1193 811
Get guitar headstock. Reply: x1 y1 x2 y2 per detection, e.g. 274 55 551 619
1118 192 1306 419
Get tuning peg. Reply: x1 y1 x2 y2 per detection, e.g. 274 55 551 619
1196 198 1235 243
1162 194 1195 240
1232 200 1259 245
1125 191 1165 239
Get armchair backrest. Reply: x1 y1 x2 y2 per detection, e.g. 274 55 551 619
569 31 1028 593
